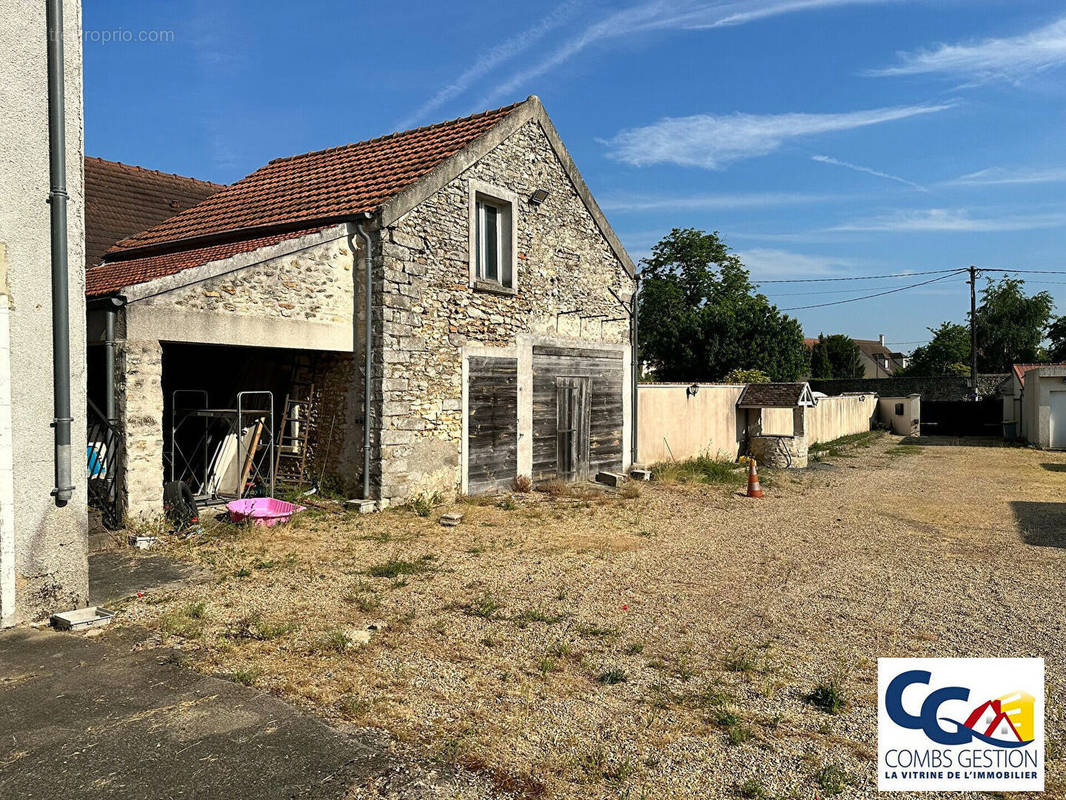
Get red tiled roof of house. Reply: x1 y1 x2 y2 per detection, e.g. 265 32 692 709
1013 362 1066 387
85 227 324 297
106 101 524 257
84 157 224 268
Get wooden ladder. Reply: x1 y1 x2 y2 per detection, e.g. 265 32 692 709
274 356 318 487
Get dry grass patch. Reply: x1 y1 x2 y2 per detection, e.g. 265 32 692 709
107 436 1066 798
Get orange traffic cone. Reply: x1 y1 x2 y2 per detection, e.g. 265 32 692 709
746 458 764 498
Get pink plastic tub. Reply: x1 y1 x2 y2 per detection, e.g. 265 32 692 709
226 497 306 527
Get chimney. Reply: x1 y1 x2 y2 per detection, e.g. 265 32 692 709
879 334 886 347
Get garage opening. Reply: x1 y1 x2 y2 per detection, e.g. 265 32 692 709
160 342 359 504
920 398 1001 437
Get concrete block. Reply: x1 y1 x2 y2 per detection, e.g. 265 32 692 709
596 471 626 488
51 606 115 631
629 468 651 481
346 499 378 514
439 512 463 527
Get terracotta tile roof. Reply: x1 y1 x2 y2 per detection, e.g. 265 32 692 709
1012 362 1066 387
106 101 524 257
84 157 224 268
85 227 323 297
737 382 815 408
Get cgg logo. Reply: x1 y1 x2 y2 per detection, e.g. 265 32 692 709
878 658 1043 792
885 670 1035 748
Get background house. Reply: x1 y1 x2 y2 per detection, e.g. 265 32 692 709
86 97 636 520
0 0 87 626
854 336 908 378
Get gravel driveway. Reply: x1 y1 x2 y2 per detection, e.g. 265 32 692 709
106 434 1066 799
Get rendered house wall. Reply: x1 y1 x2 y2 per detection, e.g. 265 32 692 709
0 0 88 625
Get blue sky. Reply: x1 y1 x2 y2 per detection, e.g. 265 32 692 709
84 1 1066 350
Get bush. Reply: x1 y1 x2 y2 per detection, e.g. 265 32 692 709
724 368 770 384
809 673 848 714
815 763 852 795
597 668 628 685
512 475 533 493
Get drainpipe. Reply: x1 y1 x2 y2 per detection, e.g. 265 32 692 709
46 0 73 506
104 304 116 423
631 277 640 464
355 217 373 500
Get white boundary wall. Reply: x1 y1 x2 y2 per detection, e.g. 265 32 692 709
637 384 876 464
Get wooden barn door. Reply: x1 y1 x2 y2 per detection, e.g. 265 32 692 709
556 377 590 481
466 357 518 493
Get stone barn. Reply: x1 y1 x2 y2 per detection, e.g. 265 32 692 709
85 97 637 521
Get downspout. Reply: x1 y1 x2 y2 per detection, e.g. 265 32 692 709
630 277 640 464
355 216 373 500
46 0 74 506
104 301 117 423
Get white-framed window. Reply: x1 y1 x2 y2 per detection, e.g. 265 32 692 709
468 180 516 292
476 198 506 284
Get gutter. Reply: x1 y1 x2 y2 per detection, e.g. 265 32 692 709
355 217 373 500
46 0 73 506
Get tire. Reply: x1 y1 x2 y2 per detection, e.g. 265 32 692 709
162 481 199 529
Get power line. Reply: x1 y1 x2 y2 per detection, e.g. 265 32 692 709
762 282 949 297
754 267 962 284
778 270 966 311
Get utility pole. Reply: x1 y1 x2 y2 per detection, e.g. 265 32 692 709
968 265 978 397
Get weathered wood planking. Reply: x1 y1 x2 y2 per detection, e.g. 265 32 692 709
467 357 518 493
531 346 624 481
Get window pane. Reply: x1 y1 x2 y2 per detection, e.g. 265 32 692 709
482 203 499 282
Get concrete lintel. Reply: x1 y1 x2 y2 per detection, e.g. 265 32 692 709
125 306 352 353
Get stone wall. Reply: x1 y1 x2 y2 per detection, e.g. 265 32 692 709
158 236 354 324
378 119 634 499
811 374 1010 401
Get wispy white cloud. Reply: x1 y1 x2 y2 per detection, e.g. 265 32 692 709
811 154 927 191
395 2 583 129
599 190 840 212
736 247 862 279
479 0 898 107
869 16 1066 83
947 165 1066 186
829 208 1066 233
602 103 951 169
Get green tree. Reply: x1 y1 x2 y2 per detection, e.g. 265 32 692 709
901 322 971 376
1047 316 1066 362
973 278 1054 372
809 334 863 379
637 229 808 381
809 338 832 379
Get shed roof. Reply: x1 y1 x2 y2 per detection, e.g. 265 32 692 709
737 382 816 408
106 101 523 256
88 96 635 298
84 157 223 268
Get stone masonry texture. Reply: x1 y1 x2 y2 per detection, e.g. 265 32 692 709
377 120 634 499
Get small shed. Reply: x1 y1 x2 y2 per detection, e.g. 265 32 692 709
737 382 817 468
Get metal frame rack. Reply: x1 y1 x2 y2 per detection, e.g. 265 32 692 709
169 389 275 504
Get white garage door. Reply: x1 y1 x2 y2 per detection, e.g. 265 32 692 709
1051 392 1066 449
